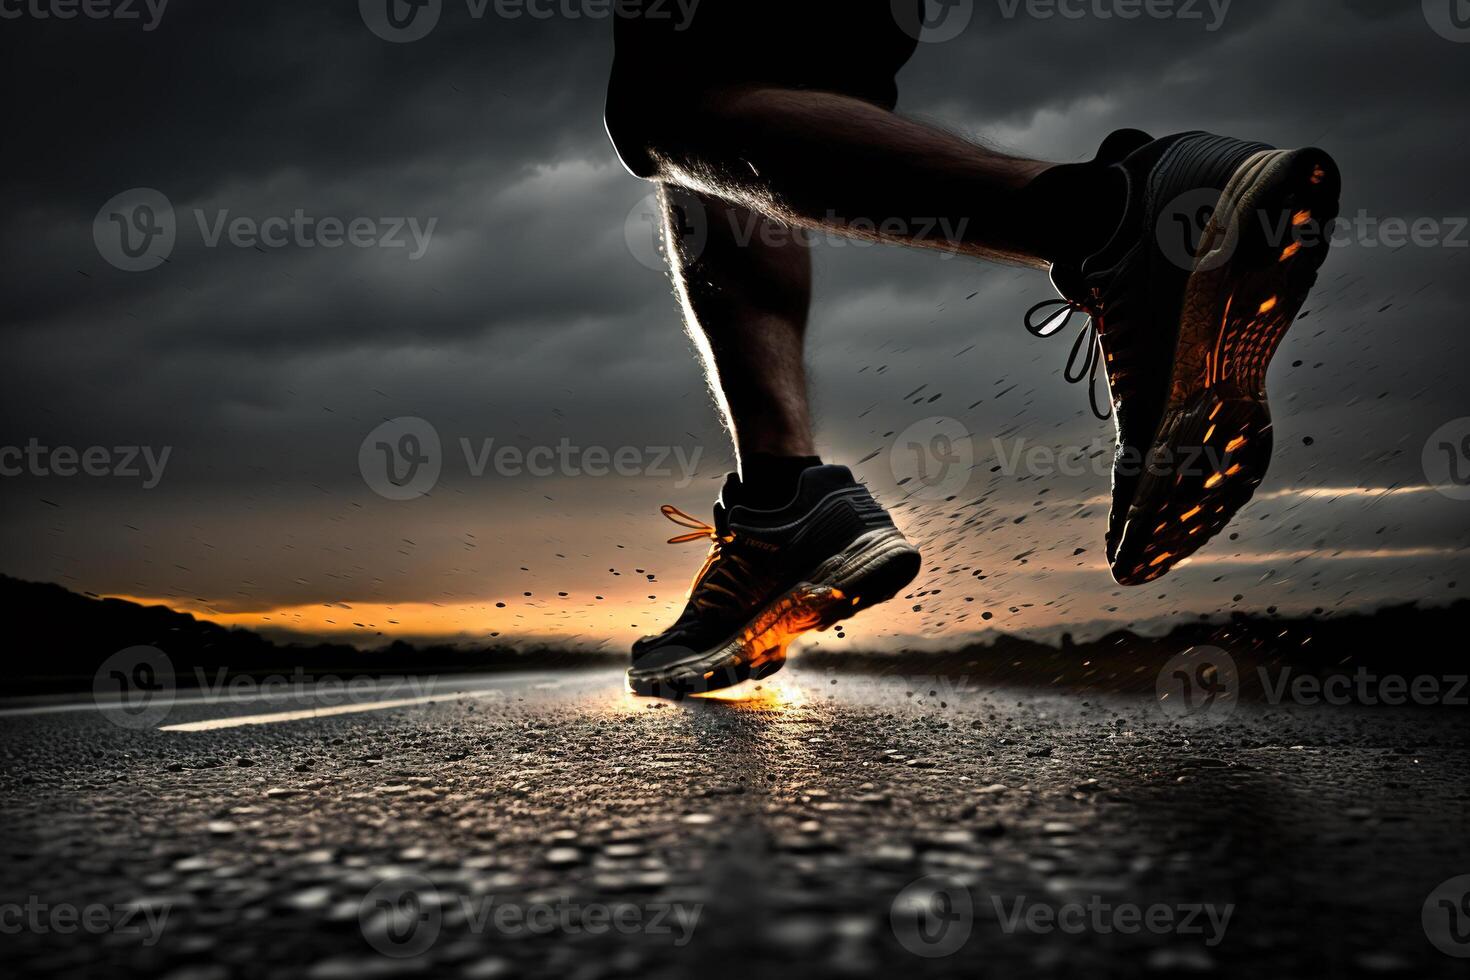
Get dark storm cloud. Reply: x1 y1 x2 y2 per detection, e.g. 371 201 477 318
1 0 1467 632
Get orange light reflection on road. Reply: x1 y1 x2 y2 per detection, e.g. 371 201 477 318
689 675 807 708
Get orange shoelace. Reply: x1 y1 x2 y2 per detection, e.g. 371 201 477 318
660 504 739 600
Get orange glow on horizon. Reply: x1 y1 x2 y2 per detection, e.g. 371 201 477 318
101 595 584 642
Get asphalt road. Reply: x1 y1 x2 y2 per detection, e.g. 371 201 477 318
2 667 1468 979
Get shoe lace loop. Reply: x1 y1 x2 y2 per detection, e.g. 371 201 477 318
660 504 738 600
1024 294 1112 421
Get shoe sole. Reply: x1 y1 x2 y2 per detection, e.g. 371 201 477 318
1112 147 1342 586
626 528 922 699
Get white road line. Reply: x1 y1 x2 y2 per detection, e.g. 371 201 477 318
157 689 505 732
0 670 594 719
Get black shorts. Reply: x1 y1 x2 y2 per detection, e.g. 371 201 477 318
606 0 923 178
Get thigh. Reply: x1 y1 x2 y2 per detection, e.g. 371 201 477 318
607 1 922 176
623 1 921 100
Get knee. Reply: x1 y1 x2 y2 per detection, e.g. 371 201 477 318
604 77 666 181
606 74 731 181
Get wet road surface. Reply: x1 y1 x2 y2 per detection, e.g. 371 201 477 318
2 667 1467 979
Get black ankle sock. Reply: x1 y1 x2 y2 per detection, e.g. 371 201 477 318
1023 162 1128 269
740 453 823 509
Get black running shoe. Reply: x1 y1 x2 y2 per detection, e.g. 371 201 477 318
1026 130 1341 585
628 466 921 699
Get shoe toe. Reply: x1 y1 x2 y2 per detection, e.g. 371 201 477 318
630 641 704 674
1104 440 1140 566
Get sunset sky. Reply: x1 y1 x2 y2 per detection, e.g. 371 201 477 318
3 1 1468 652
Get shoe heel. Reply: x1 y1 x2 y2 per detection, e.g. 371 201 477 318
1213 149 1340 396
807 529 921 626
1114 142 1340 586
1220 148 1341 265
1117 386 1275 585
